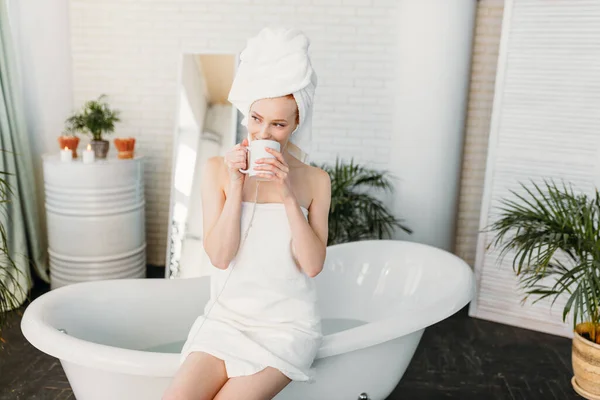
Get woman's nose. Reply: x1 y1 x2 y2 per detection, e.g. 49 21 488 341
257 124 272 139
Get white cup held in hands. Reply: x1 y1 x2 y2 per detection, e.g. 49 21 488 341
239 139 281 179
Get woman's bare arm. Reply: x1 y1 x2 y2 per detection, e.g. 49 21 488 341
285 168 331 277
201 156 244 270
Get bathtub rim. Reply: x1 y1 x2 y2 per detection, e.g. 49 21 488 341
21 240 474 376
20 284 179 377
316 240 475 357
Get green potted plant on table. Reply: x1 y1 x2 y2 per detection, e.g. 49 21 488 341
65 94 121 159
312 158 412 245
484 179 600 399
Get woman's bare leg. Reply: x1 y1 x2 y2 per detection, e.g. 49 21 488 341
162 351 229 400
213 367 291 400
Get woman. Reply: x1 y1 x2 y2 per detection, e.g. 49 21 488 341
163 28 331 400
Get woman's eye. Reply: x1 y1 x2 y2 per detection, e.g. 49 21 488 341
275 123 285 128
251 116 259 121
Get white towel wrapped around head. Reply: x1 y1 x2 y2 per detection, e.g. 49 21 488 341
228 27 317 164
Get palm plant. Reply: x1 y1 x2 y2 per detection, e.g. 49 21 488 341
64 94 120 141
0 150 27 350
312 157 412 246
484 178 600 344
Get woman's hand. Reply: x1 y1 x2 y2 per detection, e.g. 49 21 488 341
254 147 293 200
224 138 249 188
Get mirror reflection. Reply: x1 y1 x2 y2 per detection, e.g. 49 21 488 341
167 53 242 279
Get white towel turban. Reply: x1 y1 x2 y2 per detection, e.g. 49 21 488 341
228 27 317 164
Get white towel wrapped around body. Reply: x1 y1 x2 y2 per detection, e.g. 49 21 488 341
179 203 322 382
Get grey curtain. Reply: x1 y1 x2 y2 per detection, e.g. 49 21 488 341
0 1 50 311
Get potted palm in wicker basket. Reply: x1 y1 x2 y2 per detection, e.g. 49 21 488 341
64 94 121 159
484 179 600 398
312 157 412 245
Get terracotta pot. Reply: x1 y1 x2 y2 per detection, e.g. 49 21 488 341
57 136 80 158
114 137 136 159
572 323 600 399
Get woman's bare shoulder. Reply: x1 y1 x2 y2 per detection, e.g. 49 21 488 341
306 163 330 183
304 163 331 205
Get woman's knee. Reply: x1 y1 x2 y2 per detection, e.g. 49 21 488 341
162 352 228 400
213 367 290 400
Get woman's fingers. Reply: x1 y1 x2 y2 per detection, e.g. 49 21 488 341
226 147 247 166
223 140 250 180
265 147 285 164
255 164 275 174
255 165 285 179
229 160 246 169
256 158 288 173
256 173 275 181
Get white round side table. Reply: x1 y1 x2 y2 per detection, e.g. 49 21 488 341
42 153 146 289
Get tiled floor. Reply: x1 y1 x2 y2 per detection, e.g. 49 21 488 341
0 266 580 400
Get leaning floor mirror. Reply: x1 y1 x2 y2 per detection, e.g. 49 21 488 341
165 53 243 279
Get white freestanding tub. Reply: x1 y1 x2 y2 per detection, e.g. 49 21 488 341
21 240 474 400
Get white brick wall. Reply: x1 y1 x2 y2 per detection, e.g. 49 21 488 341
69 0 396 265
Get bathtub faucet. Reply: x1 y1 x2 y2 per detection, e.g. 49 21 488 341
358 393 370 400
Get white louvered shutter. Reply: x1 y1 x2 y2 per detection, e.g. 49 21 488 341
469 0 600 338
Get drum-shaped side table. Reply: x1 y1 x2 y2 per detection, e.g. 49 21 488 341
42 153 146 289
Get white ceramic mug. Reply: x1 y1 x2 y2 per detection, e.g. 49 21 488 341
239 139 281 178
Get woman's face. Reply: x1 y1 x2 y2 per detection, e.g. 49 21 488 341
247 96 299 146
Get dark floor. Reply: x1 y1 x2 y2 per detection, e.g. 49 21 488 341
0 266 580 400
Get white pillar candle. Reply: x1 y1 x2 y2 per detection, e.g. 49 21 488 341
83 144 95 164
60 146 72 162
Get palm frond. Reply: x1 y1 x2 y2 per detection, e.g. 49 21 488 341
0 148 28 348
485 178 600 342
312 157 411 246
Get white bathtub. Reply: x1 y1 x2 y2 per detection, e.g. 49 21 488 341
21 240 474 400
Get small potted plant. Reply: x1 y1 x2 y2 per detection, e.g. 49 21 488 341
311 157 412 245
64 94 121 159
113 137 136 159
57 131 80 158
484 179 600 398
